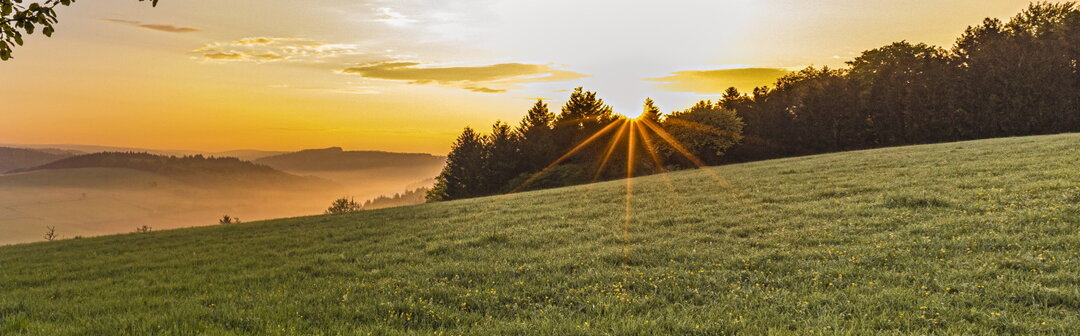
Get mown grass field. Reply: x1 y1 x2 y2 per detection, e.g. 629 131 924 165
2 134 1079 335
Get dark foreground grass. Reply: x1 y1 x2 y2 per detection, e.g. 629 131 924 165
2 134 1079 335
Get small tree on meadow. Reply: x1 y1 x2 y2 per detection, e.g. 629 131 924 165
43 226 57 241
325 197 362 214
219 215 240 224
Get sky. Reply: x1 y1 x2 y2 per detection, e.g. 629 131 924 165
0 0 1036 154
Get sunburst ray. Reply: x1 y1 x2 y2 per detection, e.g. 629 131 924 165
510 118 626 193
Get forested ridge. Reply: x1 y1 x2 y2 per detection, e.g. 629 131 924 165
726 1 1080 162
12 152 323 186
429 2 1080 202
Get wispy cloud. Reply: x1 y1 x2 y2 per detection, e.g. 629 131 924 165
192 37 363 62
648 67 793 94
202 52 245 60
192 36 587 94
339 61 587 93
318 87 383 95
103 18 200 33
374 7 415 26
464 86 506 93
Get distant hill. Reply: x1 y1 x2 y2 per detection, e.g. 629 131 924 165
2 143 198 156
1 144 287 161
12 152 329 188
0 167 181 190
0 147 78 173
213 149 288 161
254 147 445 172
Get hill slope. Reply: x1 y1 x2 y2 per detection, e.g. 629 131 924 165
11 152 328 188
254 147 444 172
0 147 75 173
0 153 342 245
253 147 445 202
1 134 1078 334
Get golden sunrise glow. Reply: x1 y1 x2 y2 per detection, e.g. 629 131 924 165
0 1 1036 153
500 114 755 268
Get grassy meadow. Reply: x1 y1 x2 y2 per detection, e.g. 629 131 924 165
1 134 1079 334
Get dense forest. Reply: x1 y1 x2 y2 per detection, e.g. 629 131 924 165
725 2 1080 162
428 2 1080 202
362 187 429 210
427 89 743 201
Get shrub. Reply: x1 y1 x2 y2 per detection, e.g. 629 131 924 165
218 215 240 225
326 197 362 214
503 164 588 193
43 226 57 241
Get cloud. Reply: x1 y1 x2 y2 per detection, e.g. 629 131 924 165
202 52 245 60
192 37 362 62
103 19 200 33
464 86 506 93
252 53 285 61
191 36 587 94
648 67 793 94
339 61 587 93
233 37 279 45
319 87 382 95
374 7 415 26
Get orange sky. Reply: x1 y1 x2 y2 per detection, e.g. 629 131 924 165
0 0 1035 154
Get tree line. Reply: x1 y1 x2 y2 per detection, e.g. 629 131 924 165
723 2 1080 162
430 2 1080 202
427 88 743 201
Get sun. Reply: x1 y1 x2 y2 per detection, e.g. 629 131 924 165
614 109 643 119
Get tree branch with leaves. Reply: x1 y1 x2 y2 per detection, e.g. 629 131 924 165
0 0 158 60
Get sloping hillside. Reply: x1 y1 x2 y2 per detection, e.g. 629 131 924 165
0 153 342 245
11 152 327 188
254 147 445 201
254 147 445 172
1 134 1078 334
212 149 287 161
0 147 76 173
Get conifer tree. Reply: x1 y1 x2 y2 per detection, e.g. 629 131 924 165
640 98 662 123
483 121 521 193
516 99 557 172
427 127 487 201
553 87 616 166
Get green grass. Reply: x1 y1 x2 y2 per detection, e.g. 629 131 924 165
2 134 1080 335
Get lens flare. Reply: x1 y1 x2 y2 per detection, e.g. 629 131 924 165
594 120 631 181
510 119 626 193
500 114 754 269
